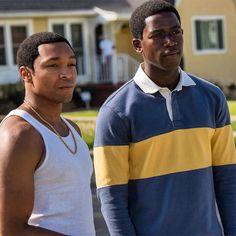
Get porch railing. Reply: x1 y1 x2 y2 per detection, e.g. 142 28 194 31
96 53 139 84
117 53 139 83
96 55 113 83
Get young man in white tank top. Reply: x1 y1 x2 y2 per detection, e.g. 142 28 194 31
0 32 95 235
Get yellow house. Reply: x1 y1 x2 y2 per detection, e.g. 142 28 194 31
0 0 235 103
0 0 141 88
177 0 236 95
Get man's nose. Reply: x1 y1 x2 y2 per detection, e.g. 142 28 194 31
60 66 73 78
163 33 176 47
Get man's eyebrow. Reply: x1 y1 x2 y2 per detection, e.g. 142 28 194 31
149 25 181 35
151 25 181 31
43 55 76 62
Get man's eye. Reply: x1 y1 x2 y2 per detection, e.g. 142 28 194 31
47 64 57 67
151 31 164 38
172 29 182 35
68 63 76 67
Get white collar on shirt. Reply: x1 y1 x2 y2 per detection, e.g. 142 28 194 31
133 64 196 94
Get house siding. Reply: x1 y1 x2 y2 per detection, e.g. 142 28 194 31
115 26 142 63
178 0 236 87
0 0 236 90
33 18 48 33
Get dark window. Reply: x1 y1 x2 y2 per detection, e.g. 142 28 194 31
71 24 84 75
52 24 65 37
52 23 85 75
11 26 27 64
0 26 6 65
195 19 224 51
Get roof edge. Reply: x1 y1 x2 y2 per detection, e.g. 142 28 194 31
0 9 96 18
93 7 130 21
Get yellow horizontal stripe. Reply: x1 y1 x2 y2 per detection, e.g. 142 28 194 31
94 145 129 188
129 128 216 180
212 125 236 166
94 127 236 188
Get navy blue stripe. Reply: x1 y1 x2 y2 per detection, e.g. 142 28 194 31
98 167 223 236
95 76 230 146
213 164 236 235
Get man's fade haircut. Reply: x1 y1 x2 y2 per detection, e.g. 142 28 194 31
129 0 181 39
17 31 76 70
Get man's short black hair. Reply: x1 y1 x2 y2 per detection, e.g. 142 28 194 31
17 32 75 70
129 0 181 39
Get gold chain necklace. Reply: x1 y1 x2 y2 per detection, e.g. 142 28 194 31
23 99 77 155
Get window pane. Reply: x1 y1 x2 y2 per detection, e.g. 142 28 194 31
0 27 6 65
0 27 4 44
0 48 6 65
11 26 27 64
53 24 65 37
195 19 224 51
195 21 202 50
71 24 84 74
207 21 218 48
217 20 223 49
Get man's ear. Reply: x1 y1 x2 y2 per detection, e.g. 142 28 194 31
132 39 143 54
19 66 33 83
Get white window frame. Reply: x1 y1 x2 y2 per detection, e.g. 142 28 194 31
48 18 90 84
0 19 32 68
175 0 182 8
192 15 226 55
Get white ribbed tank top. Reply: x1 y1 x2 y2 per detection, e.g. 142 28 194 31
5 109 95 236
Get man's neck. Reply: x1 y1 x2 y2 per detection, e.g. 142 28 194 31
142 64 180 91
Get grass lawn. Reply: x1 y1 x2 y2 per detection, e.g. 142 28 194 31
76 120 95 150
228 101 236 144
63 110 98 118
232 121 236 130
228 100 236 116
63 110 98 150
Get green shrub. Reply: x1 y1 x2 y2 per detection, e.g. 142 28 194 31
0 82 24 114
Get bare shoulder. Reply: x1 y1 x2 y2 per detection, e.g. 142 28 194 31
0 116 50 233
0 115 44 169
65 118 81 136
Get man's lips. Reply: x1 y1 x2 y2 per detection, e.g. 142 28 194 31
58 85 75 89
163 49 180 56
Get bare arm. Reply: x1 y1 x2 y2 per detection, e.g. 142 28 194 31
0 117 66 235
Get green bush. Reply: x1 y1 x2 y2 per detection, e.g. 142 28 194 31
0 82 24 114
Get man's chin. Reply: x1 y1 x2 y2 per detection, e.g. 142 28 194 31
57 95 73 104
63 97 73 104
162 59 181 71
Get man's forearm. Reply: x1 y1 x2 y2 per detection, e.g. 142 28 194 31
98 185 136 235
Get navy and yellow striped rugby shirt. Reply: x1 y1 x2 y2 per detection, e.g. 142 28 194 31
94 67 236 236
